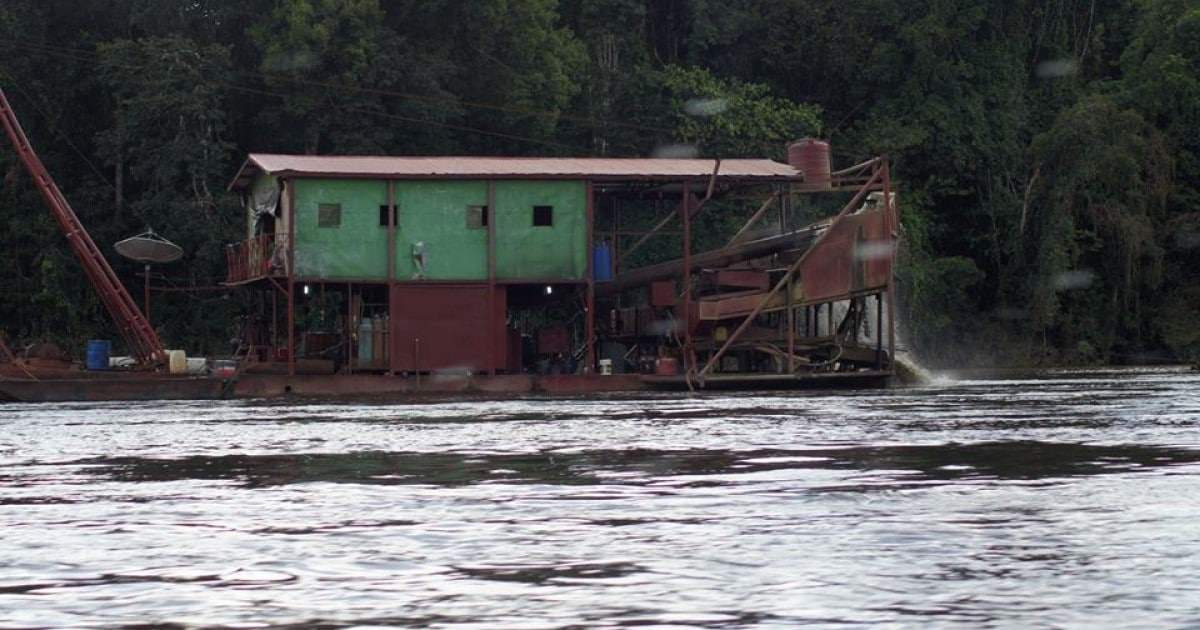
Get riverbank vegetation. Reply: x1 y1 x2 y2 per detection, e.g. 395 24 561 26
0 0 1196 367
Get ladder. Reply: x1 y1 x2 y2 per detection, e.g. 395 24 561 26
0 87 166 366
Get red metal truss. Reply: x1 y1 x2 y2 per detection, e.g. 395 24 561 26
0 87 166 366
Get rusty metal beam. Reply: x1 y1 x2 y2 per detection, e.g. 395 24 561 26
586 180 596 373
617 160 721 267
0 88 167 366
695 164 886 381
726 192 779 246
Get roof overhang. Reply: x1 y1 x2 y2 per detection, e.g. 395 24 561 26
228 153 805 191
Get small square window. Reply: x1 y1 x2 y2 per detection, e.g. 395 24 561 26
532 205 554 227
318 203 341 228
379 204 398 227
466 205 489 229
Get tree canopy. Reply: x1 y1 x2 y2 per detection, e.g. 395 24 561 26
0 0 1197 367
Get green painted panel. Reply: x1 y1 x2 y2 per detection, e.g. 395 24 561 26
293 179 388 279
495 180 587 280
290 178 586 282
393 181 488 280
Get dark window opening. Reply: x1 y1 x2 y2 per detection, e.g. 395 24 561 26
533 205 554 227
379 204 398 227
318 203 341 228
467 205 489 229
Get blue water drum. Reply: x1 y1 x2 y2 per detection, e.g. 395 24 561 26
593 243 613 282
86 339 111 370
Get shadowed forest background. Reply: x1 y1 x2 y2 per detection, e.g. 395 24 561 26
0 0 1197 368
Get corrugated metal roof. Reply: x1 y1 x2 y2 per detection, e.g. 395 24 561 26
230 153 803 190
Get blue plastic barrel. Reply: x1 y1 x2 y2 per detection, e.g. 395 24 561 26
593 243 613 282
86 339 111 370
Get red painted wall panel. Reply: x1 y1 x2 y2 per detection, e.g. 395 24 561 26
390 285 507 372
800 209 892 302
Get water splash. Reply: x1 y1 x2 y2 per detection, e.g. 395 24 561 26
894 352 934 385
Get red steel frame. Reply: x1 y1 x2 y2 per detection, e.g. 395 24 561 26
0 87 167 365
692 158 895 381
240 155 893 384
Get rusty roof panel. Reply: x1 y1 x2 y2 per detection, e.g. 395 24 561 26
231 154 803 190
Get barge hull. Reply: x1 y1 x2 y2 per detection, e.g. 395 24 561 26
0 373 650 403
0 370 896 402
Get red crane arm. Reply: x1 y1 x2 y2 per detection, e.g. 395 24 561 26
0 87 166 366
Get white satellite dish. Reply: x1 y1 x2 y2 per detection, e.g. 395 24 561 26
114 230 183 264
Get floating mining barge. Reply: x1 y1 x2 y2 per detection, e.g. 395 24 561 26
1 86 899 402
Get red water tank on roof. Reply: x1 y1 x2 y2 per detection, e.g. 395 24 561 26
787 138 832 189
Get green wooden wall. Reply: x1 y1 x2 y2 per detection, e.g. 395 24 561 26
494 180 587 280
393 181 488 280
293 179 388 279
289 178 587 281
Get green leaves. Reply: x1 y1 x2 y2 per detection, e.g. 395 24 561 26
661 65 822 159
0 0 1198 364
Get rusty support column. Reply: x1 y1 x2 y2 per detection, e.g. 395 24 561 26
787 280 795 374
882 158 896 369
782 183 792 233
681 180 692 375
611 195 619 274
285 178 296 377
586 180 596 373
387 180 398 375
487 181 497 375
784 185 793 373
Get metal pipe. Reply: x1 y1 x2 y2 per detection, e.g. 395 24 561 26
597 224 824 296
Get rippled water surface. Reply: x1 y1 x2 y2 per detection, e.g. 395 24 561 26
2 367 1200 628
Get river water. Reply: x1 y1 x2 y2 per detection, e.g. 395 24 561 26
1 367 1198 628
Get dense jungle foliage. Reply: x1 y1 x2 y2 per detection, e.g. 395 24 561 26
0 0 1197 367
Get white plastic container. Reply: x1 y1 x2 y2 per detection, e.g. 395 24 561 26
168 349 187 375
